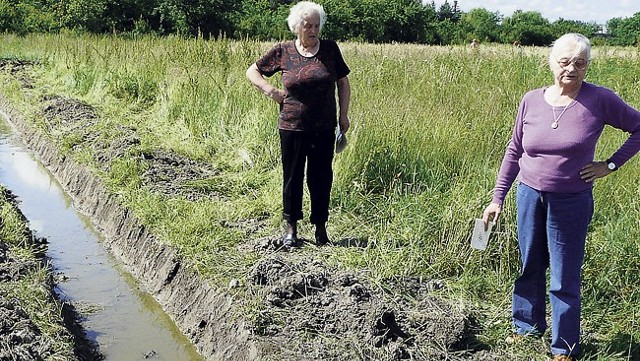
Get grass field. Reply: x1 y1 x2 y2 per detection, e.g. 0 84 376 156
1 33 639 360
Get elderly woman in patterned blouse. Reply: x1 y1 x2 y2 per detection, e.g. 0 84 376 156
246 1 351 247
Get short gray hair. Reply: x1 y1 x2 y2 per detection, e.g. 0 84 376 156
287 1 327 34
549 33 591 67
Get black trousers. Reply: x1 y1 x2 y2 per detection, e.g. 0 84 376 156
279 129 335 225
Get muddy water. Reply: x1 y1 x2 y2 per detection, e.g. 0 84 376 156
0 120 203 360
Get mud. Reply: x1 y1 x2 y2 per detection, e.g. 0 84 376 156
140 150 220 201
0 58 36 89
0 62 517 360
246 252 471 360
0 189 100 361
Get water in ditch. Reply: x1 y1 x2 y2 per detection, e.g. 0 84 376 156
0 119 203 360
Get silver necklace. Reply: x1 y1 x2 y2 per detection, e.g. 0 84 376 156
551 102 571 129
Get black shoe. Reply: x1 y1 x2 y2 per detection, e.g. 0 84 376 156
315 233 330 245
283 233 297 247
314 223 330 246
283 221 297 248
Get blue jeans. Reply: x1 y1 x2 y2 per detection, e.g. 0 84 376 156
514 183 593 357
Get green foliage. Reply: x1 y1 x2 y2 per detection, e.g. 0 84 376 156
0 0 21 33
0 0 59 33
459 8 501 43
55 0 107 32
231 0 289 40
607 13 640 46
155 0 240 37
1 0 640 47
500 10 555 46
551 18 600 39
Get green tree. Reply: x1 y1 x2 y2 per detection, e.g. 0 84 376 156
551 19 599 39
232 0 289 40
0 0 22 32
54 0 107 32
435 0 460 23
346 0 437 43
318 0 357 41
434 18 457 45
501 10 554 46
155 0 239 37
458 8 501 43
0 0 59 33
607 12 640 46
102 0 160 33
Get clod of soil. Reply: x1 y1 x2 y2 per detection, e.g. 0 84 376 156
247 254 474 359
0 58 36 88
0 296 56 361
140 150 220 200
41 95 98 133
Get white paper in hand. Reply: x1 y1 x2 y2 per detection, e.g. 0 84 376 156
335 130 347 153
471 218 494 251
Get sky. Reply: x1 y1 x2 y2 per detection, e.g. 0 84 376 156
430 0 640 25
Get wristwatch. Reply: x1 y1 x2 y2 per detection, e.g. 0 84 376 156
606 159 617 171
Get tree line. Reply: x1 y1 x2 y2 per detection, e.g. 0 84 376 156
1 0 640 46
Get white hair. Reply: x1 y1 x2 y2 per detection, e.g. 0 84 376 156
549 33 591 67
286 1 326 34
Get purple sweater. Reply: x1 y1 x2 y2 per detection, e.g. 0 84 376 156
492 82 640 205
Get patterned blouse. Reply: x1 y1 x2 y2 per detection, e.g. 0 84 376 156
256 39 350 131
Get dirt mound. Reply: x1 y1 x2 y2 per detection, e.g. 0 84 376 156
41 95 98 132
247 254 474 360
38 96 220 201
140 150 220 200
93 126 140 166
0 243 40 282
0 58 36 88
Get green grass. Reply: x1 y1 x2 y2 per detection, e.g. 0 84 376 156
1 33 639 360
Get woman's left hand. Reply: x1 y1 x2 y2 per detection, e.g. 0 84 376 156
339 115 350 133
579 161 613 182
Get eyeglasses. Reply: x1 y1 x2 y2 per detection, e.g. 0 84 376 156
557 58 589 70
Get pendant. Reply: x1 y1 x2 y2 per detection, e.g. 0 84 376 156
551 122 558 129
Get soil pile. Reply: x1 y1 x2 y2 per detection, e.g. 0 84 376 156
244 239 508 360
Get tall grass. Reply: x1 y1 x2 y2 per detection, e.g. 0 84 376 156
1 33 639 359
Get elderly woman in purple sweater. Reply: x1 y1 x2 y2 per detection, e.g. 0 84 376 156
483 33 640 361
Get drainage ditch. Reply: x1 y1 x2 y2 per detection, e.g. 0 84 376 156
0 118 203 360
